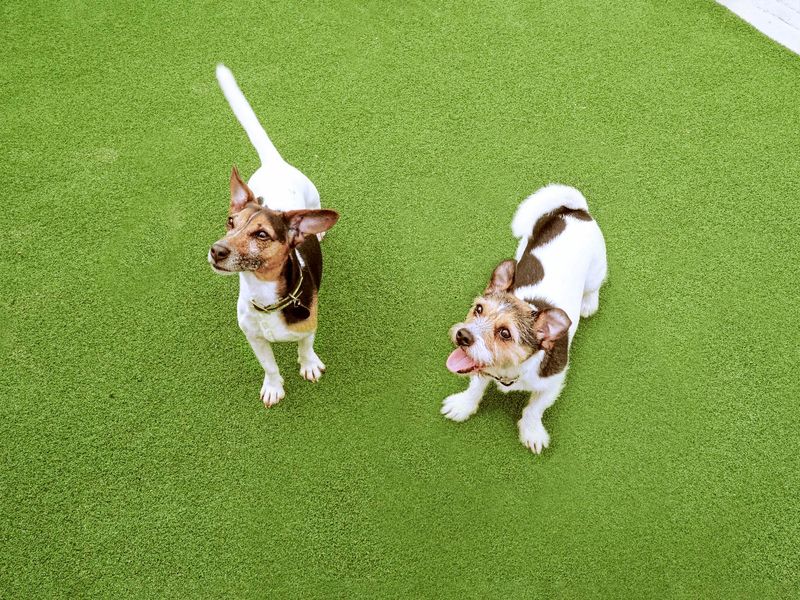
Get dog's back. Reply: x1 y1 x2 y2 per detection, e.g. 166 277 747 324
511 185 607 337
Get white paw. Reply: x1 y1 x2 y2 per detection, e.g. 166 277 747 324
260 379 285 407
299 355 326 382
581 291 599 318
519 420 550 454
441 392 480 423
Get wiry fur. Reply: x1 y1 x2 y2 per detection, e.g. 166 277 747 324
448 294 540 371
442 185 607 454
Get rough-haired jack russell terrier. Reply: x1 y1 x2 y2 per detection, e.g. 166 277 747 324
442 185 607 453
208 65 339 407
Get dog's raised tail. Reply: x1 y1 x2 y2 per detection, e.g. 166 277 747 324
511 184 589 239
215 64 282 165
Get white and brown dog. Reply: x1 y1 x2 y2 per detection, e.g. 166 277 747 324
442 185 607 453
208 65 339 407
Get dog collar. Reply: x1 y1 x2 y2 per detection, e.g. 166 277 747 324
484 372 518 387
250 251 305 314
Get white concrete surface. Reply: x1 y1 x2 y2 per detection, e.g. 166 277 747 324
717 0 800 55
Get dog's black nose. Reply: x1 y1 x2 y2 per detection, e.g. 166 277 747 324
210 243 230 262
456 328 474 347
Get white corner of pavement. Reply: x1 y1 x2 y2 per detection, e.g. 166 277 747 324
717 0 800 55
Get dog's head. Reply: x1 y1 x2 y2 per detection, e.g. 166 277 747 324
208 167 338 277
446 259 571 375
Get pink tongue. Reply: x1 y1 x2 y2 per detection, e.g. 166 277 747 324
446 348 478 373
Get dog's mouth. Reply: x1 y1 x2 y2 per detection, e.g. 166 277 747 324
446 348 482 374
210 262 234 274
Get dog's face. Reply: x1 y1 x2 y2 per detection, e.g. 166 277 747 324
446 260 571 375
208 167 338 276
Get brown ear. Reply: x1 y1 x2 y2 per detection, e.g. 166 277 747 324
485 259 516 294
283 209 339 246
533 308 571 350
230 166 256 212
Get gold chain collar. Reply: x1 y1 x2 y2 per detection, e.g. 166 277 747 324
250 252 305 314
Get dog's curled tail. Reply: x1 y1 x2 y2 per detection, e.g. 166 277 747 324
215 64 282 165
511 184 589 239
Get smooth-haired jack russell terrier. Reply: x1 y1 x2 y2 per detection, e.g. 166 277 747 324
208 65 339 407
442 185 607 453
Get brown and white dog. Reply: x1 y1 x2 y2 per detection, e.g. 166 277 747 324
442 185 607 453
208 65 338 407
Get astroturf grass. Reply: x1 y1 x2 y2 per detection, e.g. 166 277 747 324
2 1 799 597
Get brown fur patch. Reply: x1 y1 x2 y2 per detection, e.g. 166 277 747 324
529 297 569 377
531 207 593 249
513 207 592 291
280 235 322 325
514 241 545 288
539 335 568 377
285 294 318 333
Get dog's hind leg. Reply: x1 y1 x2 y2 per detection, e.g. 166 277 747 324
581 290 600 318
244 333 285 406
581 233 608 318
297 332 326 382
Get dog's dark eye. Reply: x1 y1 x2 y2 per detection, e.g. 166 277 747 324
226 217 234 229
498 328 511 340
254 230 270 240
475 304 483 315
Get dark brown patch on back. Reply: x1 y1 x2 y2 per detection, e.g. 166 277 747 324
513 207 593 291
566 208 593 222
531 211 567 248
529 297 569 377
514 239 545 288
530 207 593 249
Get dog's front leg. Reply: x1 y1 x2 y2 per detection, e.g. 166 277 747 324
244 333 285 407
297 333 325 383
441 375 489 422
518 376 565 453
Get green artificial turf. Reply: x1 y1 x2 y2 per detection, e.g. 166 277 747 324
2 1 799 597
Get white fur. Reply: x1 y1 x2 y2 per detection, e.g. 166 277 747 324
442 185 607 453
217 64 327 406
464 316 494 365
216 64 321 214
216 64 282 165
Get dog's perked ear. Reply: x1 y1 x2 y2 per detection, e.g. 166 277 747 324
485 259 516 294
230 165 256 212
283 209 339 247
533 308 571 350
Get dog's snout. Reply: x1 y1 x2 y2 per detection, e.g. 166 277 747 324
210 243 230 262
456 328 474 347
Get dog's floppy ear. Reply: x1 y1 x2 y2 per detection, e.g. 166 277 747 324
230 166 256 212
533 308 571 350
485 259 516 294
283 209 339 247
